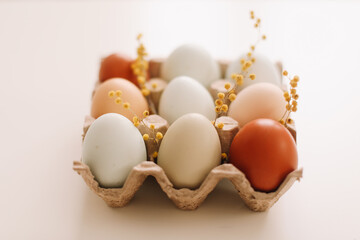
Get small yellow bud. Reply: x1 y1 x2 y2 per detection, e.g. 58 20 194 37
133 116 139 123
134 121 140 127
231 73 237 80
143 110 149 117
284 91 290 98
215 99 223 106
290 88 296 95
290 81 298 88
245 61 252 68
249 74 256 80
221 153 227 159
152 151 158 158
254 23 259 28
224 82 231 90
108 91 115 98
133 68 140 75
150 124 155 130
250 10 254 15
292 100 298 106
141 88 150 96
217 122 224 129
156 132 163 140
115 98 122 104
287 118 294 124
294 94 299 100
151 82 157 89
240 58 245 65
137 33 143 40
211 120 215 125
143 134 149 141
279 119 285 125
251 45 255 51
257 18 261 24
282 70 288 76
215 106 221 113
285 96 291 102
137 76 145 84
262 35 266 40
293 75 300 82
286 104 291 110
115 90 122 97
247 52 252 57
229 93 237 102
251 57 256 63
123 102 130 109
217 92 225 99
236 78 244 86
291 106 298 112
221 104 228 112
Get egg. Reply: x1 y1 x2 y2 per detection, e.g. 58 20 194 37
161 44 220 87
157 113 221 189
82 113 147 188
229 118 298 192
98 53 136 85
158 76 216 124
228 82 286 127
226 53 281 90
91 78 149 120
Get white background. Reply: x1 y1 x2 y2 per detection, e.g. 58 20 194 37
0 1 359 239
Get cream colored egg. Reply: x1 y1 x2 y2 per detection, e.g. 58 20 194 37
157 113 221 189
158 76 216 124
228 83 287 127
82 113 147 188
226 53 281 91
161 44 220 87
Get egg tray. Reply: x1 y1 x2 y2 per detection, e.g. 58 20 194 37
73 59 303 211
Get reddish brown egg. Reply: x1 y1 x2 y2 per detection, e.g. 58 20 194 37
229 118 298 192
99 53 136 86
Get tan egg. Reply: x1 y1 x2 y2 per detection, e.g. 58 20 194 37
91 78 149 120
228 83 286 127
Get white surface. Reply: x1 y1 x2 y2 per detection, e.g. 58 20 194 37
0 1 359 239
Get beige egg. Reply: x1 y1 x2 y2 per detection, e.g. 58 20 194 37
91 78 149 120
157 113 221 189
228 83 287 127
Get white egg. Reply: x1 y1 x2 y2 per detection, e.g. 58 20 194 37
161 44 220 87
82 113 147 188
225 53 281 90
158 76 216 124
157 113 221 189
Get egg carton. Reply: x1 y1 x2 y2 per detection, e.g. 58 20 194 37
73 59 303 211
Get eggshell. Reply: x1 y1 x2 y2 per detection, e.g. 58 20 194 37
161 44 220 87
82 113 147 188
158 76 216 124
91 78 149 120
157 113 221 189
226 53 281 90
99 54 133 82
229 118 298 192
228 82 286 127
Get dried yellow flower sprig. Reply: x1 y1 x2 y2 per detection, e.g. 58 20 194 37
131 34 157 114
279 70 300 126
131 34 149 95
108 90 162 158
214 10 266 119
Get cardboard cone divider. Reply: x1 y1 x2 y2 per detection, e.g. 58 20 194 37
74 59 303 211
